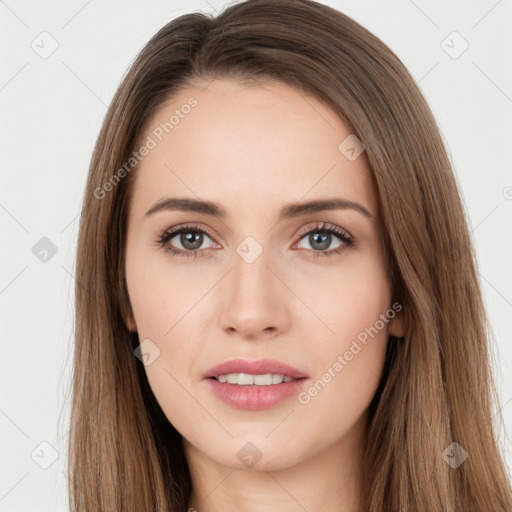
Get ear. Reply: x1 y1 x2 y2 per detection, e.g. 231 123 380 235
388 308 405 338
122 304 138 332
125 314 138 332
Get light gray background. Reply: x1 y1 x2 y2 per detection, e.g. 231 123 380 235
1 1 511 510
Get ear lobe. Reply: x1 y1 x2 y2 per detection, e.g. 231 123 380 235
388 309 405 338
122 306 138 332
125 315 137 332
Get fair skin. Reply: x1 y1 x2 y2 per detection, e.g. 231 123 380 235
124 78 404 512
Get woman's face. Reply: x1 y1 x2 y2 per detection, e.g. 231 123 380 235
124 78 403 471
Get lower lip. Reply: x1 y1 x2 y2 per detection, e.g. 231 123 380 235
205 377 308 410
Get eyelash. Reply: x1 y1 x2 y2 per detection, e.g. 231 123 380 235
155 222 355 259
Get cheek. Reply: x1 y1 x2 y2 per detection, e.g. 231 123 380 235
125 260 203 430
294 246 392 345
125 243 210 413
294 249 392 406
125 241 202 338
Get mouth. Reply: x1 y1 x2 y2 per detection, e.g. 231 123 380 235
203 358 309 409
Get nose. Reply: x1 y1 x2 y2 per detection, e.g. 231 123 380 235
218 245 291 340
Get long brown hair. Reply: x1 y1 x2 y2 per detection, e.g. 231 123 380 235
68 0 512 510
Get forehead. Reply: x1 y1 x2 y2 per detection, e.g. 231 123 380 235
130 78 377 218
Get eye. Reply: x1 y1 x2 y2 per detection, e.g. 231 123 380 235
156 222 355 259
156 223 219 259
294 222 355 257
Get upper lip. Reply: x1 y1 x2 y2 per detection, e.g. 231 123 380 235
204 358 309 379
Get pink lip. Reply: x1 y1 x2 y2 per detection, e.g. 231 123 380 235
203 358 309 410
203 358 308 379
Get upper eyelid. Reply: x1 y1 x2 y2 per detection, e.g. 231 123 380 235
165 223 217 242
295 222 352 239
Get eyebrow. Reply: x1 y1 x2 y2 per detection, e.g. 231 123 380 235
145 197 375 222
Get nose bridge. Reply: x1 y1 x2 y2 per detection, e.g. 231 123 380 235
218 236 289 337
232 241 271 295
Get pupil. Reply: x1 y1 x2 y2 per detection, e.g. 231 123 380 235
181 231 203 250
310 232 330 250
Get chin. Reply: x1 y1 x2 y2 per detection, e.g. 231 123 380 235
203 441 305 472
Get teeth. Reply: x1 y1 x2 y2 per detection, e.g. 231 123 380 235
216 373 295 385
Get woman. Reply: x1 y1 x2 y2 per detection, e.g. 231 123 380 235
68 0 512 510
